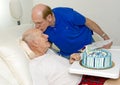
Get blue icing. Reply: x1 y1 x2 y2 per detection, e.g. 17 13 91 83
82 49 112 69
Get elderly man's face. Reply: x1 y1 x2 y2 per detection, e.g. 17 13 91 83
35 30 51 51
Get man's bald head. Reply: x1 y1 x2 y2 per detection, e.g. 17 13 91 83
32 4 55 31
32 3 52 19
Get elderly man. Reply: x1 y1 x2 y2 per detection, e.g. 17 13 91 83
22 28 81 85
22 28 120 85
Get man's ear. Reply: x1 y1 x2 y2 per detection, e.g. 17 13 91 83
46 14 52 22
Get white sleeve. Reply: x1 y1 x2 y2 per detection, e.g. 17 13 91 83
29 63 48 85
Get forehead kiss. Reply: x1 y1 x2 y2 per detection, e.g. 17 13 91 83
33 28 49 39
23 28 49 41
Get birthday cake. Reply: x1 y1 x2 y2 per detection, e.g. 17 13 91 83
81 49 112 69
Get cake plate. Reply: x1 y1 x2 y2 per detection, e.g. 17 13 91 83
69 49 120 79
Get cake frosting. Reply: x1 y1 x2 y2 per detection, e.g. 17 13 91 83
81 49 112 69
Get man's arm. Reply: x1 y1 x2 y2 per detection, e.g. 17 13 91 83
85 18 113 48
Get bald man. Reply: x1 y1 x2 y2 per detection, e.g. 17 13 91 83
32 3 112 59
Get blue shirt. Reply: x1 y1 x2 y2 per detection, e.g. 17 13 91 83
44 7 93 59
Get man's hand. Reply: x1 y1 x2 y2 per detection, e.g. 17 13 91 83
69 53 81 64
102 41 113 49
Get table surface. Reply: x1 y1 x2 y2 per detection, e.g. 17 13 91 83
69 49 120 79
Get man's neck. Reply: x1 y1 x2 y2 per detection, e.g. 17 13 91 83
34 50 45 56
31 47 45 57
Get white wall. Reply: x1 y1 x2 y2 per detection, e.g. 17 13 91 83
33 0 120 45
0 0 14 28
0 0 33 29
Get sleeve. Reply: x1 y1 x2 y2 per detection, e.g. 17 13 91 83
29 62 49 85
53 7 86 25
71 9 86 25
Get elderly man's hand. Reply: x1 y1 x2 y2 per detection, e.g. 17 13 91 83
69 53 81 64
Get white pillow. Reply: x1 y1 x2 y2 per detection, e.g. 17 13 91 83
0 45 33 85
0 74 13 85
19 40 36 59
0 58 18 85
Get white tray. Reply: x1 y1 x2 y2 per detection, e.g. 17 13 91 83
69 49 120 79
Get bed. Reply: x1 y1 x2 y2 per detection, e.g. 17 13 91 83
0 24 119 85
0 24 34 85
